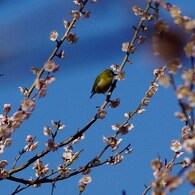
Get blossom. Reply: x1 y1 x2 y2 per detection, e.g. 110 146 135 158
158 74 170 87
9 116 26 131
124 112 131 119
119 123 134 135
137 35 145 44
49 30 58 41
0 170 9 179
4 138 12 147
71 10 82 20
21 98 35 112
72 134 85 144
182 69 195 85
31 67 39 75
174 15 191 28
18 87 28 96
176 85 191 99
122 43 136 54
45 139 58 151
181 126 191 140
0 124 12 139
43 126 52 136
186 169 195 186
146 83 158 97
115 71 125 80
122 42 129 52
0 160 8 168
185 19 195 31
182 157 191 168
29 178 41 188
170 140 182 152
132 5 143 16
142 97 150 106
165 175 183 191
108 153 124 165
51 120 65 130
46 76 56 84
26 135 35 142
136 108 145 114
125 147 133 154
175 151 184 158
189 92 195 107
79 175 92 184
25 141 38 152
57 164 70 177
66 32 79 44
174 111 188 122
44 61 59 72
0 144 5 154
184 40 195 57
183 137 195 153
142 12 155 21
151 158 163 171
3 104 11 113
96 109 107 119
63 151 81 166
33 159 49 177
111 124 120 131
63 152 72 161
103 136 122 151
109 98 120 108
63 20 72 29
169 6 181 18
34 78 47 97
154 19 169 33
153 66 166 77
11 110 29 123
63 145 73 153
73 0 82 6
167 58 182 74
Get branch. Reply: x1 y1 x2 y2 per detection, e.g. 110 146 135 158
100 1 152 110
26 0 89 98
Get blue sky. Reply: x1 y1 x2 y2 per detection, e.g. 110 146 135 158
0 0 194 195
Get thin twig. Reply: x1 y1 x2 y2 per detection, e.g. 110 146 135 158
142 185 152 195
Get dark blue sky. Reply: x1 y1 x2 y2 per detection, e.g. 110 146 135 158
0 1 194 195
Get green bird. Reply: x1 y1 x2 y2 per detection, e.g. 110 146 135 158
90 69 116 99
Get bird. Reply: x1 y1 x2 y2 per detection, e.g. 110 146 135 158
90 69 116 99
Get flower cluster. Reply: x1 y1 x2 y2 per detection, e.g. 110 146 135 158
161 4 195 33
33 159 49 178
151 158 183 193
132 5 155 21
0 101 36 153
43 120 65 150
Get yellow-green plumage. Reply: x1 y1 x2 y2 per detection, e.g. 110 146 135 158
90 69 115 99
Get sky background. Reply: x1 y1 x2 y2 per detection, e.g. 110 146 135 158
0 0 194 195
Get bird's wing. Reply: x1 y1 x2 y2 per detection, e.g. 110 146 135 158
91 74 101 93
